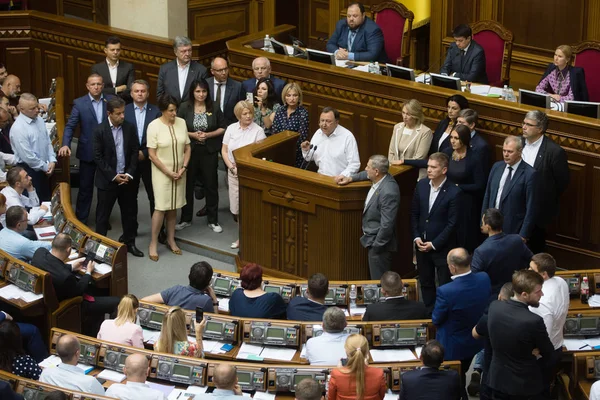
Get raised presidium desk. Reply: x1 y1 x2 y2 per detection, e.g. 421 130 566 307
233 131 418 279
227 25 600 272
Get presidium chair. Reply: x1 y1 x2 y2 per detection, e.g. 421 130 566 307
470 20 514 87
573 41 600 102
372 1 415 68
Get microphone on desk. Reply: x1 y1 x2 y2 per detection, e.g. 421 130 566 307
421 56 444 84
299 144 313 170
302 145 318 171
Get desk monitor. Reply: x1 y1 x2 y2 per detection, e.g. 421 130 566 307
519 89 551 109
386 64 415 81
306 49 336 66
270 38 288 56
564 100 600 119
430 73 461 91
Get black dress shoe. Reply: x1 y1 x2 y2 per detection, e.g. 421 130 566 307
117 235 125 244
196 206 207 217
158 229 167 245
107 223 112 230
127 244 144 257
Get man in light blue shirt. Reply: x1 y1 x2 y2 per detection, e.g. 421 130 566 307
0 206 51 261
305 307 349 365
204 364 243 399
10 93 57 201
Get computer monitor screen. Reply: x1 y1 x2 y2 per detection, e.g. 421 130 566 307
519 89 551 109
270 38 288 56
564 100 600 119
386 64 415 81
306 49 335 65
430 73 461 91
264 285 281 294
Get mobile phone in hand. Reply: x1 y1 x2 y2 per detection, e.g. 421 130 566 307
341 358 348 366
195 306 203 323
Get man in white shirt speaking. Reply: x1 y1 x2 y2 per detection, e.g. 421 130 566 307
528 252 569 398
105 353 165 400
300 107 360 178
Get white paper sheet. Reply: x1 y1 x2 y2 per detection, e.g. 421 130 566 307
142 328 161 344
184 385 207 394
145 381 175 397
218 298 230 312
285 45 295 56
94 263 113 275
202 340 227 354
300 344 307 358
168 389 194 400
335 60 348 67
588 295 600 307
349 306 366 316
68 249 80 260
97 369 126 382
236 343 264 360
34 225 57 240
354 64 371 73
260 345 297 361
370 349 417 363
488 87 504 96
563 338 594 351
470 85 491 96
39 355 61 368
415 346 423 359
415 73 428 83
0 284 43 302
253 392 277 400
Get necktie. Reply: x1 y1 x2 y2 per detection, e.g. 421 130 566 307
501 166 513 198
348 31 357 52
216 83 223 112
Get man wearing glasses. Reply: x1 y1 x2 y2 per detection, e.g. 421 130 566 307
0 206 51 261
208 57 245 126
241 57 286 102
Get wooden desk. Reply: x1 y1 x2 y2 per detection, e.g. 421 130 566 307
578 379 592 400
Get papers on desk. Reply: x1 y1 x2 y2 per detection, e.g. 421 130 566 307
94 263 112 275
253 391 277 400
236 343 297 361
145 381 175 397
142 328 161 344
415 73 428 83
34 225 57 240
97 369 126 382
202 339 228 354
68 249 80 260
370 348 417 363
0 284 43 303
415 346 423 359
300 344 307 358
564 337 600 351
335 60 349 68
237 343 265 361
353 64 371 73
588 295 600 307
218 298 230 312
349 306 366 317
39 355 94 374
469 85 491 96
168 390 197 400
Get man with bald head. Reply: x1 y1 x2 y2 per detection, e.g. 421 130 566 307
1 74 20 106
241 57 286 101
208 57 244 126
105 353 165 399
10 93 56 200
205 364 243 399
39 335 105 395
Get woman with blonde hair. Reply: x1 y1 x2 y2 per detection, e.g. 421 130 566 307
155 306 205 358
97 294 144 348
536 44 589 102
328 334 386 400
388 99 432 180
272 82 310 168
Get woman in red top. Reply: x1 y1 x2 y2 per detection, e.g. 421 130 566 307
328 334 386 400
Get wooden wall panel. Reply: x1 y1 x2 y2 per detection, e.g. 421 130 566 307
308 0 330 50
554 160 585 242
43 51 64 89
5 47 32 94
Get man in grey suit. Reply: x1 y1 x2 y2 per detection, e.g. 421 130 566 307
337 154 400 279
208 57 244 126
205 364 243 399
156 36 209 104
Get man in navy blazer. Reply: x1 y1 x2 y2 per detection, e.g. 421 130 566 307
482 135 539 240
432 248 491 400
326 2 387 63
59 73 107 223
399 340 461 400
241 57 286 101
411 152 462 310
124 80 161 235
440 24 488 84
209 57 245 126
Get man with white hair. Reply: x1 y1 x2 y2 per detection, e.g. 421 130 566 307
241 57 286 101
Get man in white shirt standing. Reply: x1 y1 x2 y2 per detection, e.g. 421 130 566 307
105 353 165 400
528 252 569 398
39 335 105 395
300 107 360 178
306 307 349 365
0 166 47 227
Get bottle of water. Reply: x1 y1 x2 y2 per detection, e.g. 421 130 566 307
264 35 272 52
508 87 516 102
502 85 508 100
374 62 380 75
349 284 357 307
581 276 590 304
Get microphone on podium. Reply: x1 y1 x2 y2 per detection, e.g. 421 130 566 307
302 145 318 171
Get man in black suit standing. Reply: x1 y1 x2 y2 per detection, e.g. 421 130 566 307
93 97 142 257
399 340 461 400
209 57 244 126
157 36 209 105
487 270 554 399
362 271 427 321
521 110 569 253
91 36 135 103
440 24 488 84
411 152 462 310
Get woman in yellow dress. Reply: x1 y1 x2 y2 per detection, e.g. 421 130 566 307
146 95 191 261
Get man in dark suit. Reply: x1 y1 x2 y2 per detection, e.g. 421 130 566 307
337 155 400 279
92 97 142 257
472 208 532 302
521 110 569 253
157 36 209 105
399 340 461 400
362 271 427 321
432 248 490 400
124 79 161 239
31 233 119 336
440 24 488 84
91 36 135 103
59 73 107 223
482 135 539 241
326 2 387 63
410 152 462 310
0 106 11 154
457 108 490 171
209 57 244 126
487 270 554 399
286 273 328 321
241 57 286 101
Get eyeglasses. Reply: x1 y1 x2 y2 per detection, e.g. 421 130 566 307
522 122 538 128
253 67 269 71
212 67 228 73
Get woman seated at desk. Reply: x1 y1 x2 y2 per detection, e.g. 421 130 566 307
97 294 144 348
536 44 589 102
0 320 42 380
155 306 205 358
229 263 287 319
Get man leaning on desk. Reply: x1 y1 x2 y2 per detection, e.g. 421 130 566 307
440 24 488 84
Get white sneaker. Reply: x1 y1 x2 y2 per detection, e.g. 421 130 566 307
175 221 192 231
208 223 223 233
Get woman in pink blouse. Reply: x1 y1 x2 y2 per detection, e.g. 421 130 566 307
97 294 144 348
221 100 266 249
535 44 589 102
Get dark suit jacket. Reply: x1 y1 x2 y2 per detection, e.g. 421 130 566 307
539 63 589 101
411 178 461 251
156 60 209 104
524 135 569 226
124 102 161 160
31 247 93 302
286 296 327 321
91 60 135 100
0 381 22 400
432 272 490 361
207 77 244 126
440 40 488 84
0 122 12 154
326 17 387 63
470 131 490 172
399 367 461 400
487 299 554 396
92 119 139 190
62 94 107 162
362 296 428 321
177 101 227 154
403 118 452 170
242 76 286 101
471 233 533 301
482 160 538 238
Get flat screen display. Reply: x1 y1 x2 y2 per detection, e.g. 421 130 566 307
214 278 230 289
266 327 285 339
397 328 416 339
150 312 164 323
264 285 280 294
172 364 191 377
324 289 335 301
17 271 29 283
206 321 223 334
237 371 251 385
581 318 597 329
294 374 312 385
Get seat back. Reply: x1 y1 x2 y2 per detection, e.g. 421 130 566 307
372 1 414 66
573 41 600 102
471 20 513 87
